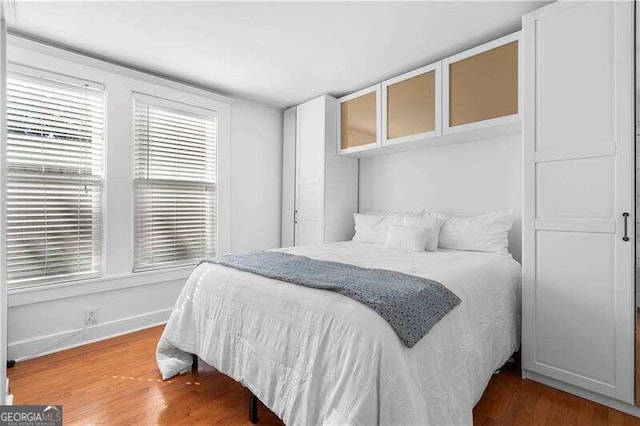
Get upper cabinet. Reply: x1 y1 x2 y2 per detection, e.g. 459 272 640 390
338 85 381 156
443 32 519 134
382 63 441 149
338 32 521 157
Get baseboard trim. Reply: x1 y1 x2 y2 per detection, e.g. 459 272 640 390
523 369 640 418
8 308 172 361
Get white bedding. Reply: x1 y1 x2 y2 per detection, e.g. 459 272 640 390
157 241 521 425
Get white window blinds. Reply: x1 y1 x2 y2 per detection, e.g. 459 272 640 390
6 67 105 288
133 94 217 271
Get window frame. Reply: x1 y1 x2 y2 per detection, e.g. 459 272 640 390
5 36 232 301
5 62 107 289
131 92 218 273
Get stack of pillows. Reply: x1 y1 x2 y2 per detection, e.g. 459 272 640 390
352 209 513 255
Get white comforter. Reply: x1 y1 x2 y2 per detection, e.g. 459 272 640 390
157 242 521 425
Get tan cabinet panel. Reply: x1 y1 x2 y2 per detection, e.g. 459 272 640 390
341 92 377 149
449 41 518 127
387 70 436 139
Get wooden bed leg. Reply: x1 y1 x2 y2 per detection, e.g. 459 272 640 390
249 391 259 424
191 354 198 373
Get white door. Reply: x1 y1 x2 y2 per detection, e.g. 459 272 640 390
522 1 634 402
295 97 325 246
281 107 296 248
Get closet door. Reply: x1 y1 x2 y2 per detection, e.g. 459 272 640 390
522 1 634 402
281 107 296 248
295 97 325 246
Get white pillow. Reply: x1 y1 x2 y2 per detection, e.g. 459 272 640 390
427 210 513 254
353 214 387 243
353 211 438 244
399 216 445 251
365 209 425 218
384 225 429 252
352 213 412 243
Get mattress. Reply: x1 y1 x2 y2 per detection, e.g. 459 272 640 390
157 241 521 425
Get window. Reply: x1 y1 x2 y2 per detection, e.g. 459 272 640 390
6 66 105 288
133 94 217 271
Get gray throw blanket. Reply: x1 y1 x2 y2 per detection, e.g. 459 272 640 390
203 251 461 348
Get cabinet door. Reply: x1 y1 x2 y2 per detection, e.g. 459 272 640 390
382 63 441 147
444 33 519 134
295 97 325 246
281 107 296 248
338 84 381 155
522 1 634 403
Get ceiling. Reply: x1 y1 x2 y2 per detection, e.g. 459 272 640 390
7 1 547 109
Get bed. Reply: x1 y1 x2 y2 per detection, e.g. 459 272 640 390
157 241 521 425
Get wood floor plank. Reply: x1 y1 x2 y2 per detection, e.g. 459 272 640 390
7 325 640 425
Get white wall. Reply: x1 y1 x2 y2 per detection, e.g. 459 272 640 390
6 38 283 361
635 15 640 307
0 15 7 405
230 99 283 252
359 134 523 262
636 114 639 305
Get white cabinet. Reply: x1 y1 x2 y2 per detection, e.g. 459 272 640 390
337 84 384 157
282 95 358 248
442 32 519 136
381 63 442 151
338 33 521 158
281 108 297 247
522 1 635 406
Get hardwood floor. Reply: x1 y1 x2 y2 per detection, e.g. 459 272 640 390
7 325 640 425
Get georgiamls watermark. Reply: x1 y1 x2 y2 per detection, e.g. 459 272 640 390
0 405 62 426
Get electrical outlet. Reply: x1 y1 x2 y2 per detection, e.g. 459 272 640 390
84 307 98 326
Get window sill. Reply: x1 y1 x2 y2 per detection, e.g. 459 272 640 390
7 265 195 308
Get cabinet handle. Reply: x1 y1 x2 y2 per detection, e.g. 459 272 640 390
623 212 630 241
294 209 298 224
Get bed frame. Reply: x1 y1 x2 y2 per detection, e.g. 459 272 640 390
191 351 521 424
192 354 259 423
